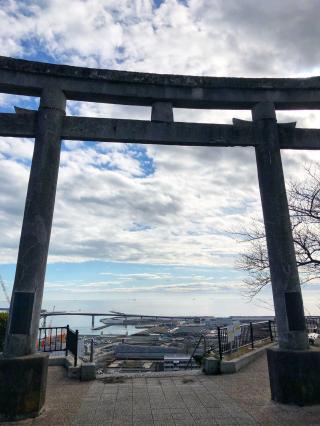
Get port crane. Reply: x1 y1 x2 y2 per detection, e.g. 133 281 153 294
0 275 10 305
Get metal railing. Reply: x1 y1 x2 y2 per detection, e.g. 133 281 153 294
38 326 67 353
217 320 276 360
185 335 205 370
186 320 276 368
213 317 319 360
66 326 79 367
185 333 220 369
38 325 79 366
306 317 320 333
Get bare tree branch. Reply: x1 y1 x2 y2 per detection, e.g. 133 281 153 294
232 166 320 299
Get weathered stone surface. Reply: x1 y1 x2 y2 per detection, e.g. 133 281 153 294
3 356 320 425
267 347 320 405
0 352 48 421
220 344 274 374
63 116 252 146
4 87 66 357
151 102 173 122
1 112 320 149
203 357 220 375
1 55 320 89
81 363 96 381
253 102 308 351
1 56 320 109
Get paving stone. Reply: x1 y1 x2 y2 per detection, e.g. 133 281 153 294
194 419 213 426
133 415 154 424
171 411 192 417
95 409 115 417
190 410 211 420
152 409 173 420
11 357 320 426
112 419 133 426
174 420 196 426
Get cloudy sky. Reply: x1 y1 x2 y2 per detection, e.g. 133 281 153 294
0 0 320 316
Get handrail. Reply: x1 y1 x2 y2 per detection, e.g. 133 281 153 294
185 334 219 370
185 335 205 370
38 325 79 367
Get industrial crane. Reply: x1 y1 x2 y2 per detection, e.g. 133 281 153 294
0 275 10 305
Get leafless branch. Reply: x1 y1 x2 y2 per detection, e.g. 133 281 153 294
232 166 320 298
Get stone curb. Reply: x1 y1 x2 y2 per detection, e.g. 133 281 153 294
220 342 276 374
48 355 96 380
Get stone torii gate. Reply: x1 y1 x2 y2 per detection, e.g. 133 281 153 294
1 56 320 419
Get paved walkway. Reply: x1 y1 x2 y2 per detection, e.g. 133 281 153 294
5 354 320 425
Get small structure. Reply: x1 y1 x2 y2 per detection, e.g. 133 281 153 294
108 359 155 373
1 57 320 419
164 354 197 370
115 343 177 360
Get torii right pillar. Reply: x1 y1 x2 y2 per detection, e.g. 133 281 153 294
253 102 320 405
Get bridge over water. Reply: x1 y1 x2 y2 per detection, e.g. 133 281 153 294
1 306 213 328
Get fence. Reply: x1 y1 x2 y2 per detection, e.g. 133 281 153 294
217 320 275 360
38 326 67 353
306 317 320 333
185 320 275 368
38 325 79 366
66 326 79 367
185 334 219 369
200 317 320 361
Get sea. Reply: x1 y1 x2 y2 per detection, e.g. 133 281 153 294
38 298 211 336
0 293 225 336
39 301 148 336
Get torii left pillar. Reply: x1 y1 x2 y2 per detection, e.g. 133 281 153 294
0 87 65 421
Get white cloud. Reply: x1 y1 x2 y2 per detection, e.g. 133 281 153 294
1 0 319 75
1 0 320 274
66 279 243 294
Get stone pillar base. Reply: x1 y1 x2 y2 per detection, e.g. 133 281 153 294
267 346 320 405
203 357 220 375
81 362 96 381
0 352 49 421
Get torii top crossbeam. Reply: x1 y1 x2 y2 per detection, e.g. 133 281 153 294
0 56 320 149
1 55 320 109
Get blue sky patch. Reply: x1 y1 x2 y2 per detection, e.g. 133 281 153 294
124 144 155 177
